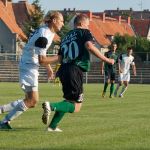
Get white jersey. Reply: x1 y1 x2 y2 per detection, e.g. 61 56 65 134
19 25 55 88
119 54 135 74
19 25 55 70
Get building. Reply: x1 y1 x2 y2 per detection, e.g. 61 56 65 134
132 19 150 40
0 0 28 57
104 8 150 19
0 0 60 60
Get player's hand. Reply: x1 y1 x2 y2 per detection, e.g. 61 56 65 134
47 69 54 80
109 58 114 65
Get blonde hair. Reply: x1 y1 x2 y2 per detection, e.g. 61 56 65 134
44 11 62 24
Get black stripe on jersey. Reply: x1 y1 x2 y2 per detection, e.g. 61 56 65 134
35 37 48 48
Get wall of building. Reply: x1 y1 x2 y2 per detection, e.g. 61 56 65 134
0 19 17 53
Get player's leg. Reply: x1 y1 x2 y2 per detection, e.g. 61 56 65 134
119 73 130 97
119 81 128 97
0 86 38 129
114 73 123 97
114 82 122 97
0 99 22 114
102 71 110 97
109 73 115 98
42 64 83 131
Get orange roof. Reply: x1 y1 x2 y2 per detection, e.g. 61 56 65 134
12 1 60 42
88 14 135 46
0 1 27 41
12 1 34 28
131 19 150 37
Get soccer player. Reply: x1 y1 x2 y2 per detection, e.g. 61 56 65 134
0 11 64 129
114 47 136 98
41 14 115 132
101 43 118 98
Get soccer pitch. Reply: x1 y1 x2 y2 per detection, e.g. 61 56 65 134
0 82 150 150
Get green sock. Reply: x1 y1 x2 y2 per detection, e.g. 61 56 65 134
103 82 108 93
49 111 65 129
50 100 75 113
110 83 114 96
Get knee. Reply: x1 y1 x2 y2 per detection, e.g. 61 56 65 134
25 98 38 108
30 99 38 108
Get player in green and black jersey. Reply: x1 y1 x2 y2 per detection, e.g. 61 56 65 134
42 14 114 132
101 43 118 98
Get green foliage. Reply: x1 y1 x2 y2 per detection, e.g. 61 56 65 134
113 33 135 53
23 0 44 38
113 34 150 56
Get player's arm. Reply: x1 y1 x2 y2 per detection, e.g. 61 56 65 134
131 63 136 76
85 41 114 65
39 55 60 65
34 36 61 65
45 64 54 80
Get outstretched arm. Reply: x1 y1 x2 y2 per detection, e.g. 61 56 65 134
38 55 62 65
85 41 114 65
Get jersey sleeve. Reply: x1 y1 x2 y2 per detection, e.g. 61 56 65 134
34 28 48 56
83 29 95 43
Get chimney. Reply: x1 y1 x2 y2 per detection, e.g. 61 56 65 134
118 16 121 24
87 11 92 21
102 13 106 23
127 16 131 25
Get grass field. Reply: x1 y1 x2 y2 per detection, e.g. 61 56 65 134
0 82 150 150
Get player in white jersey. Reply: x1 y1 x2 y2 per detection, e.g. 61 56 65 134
0 11 64 129
114 47 136 98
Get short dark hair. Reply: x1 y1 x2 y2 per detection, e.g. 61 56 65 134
74 14 89 26
127 47 133 51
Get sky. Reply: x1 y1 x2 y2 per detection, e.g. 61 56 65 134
14 0 150 13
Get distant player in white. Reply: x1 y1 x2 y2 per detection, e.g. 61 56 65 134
0 12 64 129
114 47 136 98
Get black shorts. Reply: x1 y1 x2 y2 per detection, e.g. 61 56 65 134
57 64 83 103
104 70 116 81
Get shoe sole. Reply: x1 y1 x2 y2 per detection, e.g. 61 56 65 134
47 127 62 132
42 102 51 125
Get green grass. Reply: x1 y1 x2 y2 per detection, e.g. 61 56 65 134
0 82 150 150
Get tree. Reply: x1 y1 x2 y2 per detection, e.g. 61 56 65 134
23 0 44 38
113 33 135 53
113 34 150 61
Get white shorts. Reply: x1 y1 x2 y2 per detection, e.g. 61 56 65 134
19 66 39 92
118 72 130 82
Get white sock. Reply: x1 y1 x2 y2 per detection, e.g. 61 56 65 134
0 99 22 114
2 100 28 123
120 86 127 96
